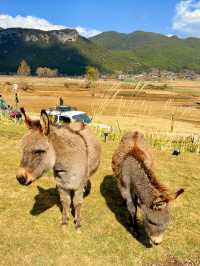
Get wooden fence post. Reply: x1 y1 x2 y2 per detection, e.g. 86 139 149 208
171 114 174 132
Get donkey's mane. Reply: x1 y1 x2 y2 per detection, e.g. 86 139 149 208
112 131 173 202
128 145 173 202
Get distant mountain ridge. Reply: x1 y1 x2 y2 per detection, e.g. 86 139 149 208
0 28 200 75
0 27 134 75
91 31 200 73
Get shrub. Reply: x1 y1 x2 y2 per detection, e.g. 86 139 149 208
36 67 58 77
18 82 33 91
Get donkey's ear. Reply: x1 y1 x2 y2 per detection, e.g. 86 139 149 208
174 188 184 199
20 107 32 129
40 109 50 135
151 197 167 210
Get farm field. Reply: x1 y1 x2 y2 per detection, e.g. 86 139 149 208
1 76 200 135
0 76 200 265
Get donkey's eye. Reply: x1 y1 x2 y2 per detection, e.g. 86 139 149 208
33 150 46 155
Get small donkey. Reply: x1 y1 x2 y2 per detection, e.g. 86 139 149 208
112 131 184 245
16 108 101 229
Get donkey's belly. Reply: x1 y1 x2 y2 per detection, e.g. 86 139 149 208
65 173 85 190
54 164 87 191
55 174 85 190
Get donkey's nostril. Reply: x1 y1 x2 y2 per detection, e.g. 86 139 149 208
16 176 27 185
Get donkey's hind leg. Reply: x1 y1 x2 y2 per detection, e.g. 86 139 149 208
58 186 71 225
73 187 84 229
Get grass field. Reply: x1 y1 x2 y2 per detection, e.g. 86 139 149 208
0 119 200 266
0 76 200 265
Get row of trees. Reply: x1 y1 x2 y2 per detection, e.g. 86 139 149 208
17 59 100 96
17 60 58 77
17 60 99 80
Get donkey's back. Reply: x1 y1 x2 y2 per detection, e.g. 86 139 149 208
112 131 153 179
112 131 155 208
76 124 101 176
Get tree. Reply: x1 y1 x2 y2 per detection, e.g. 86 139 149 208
36 67 58 77
17 59 31 76
86 66 99 96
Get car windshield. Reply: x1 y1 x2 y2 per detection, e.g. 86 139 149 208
72 114 92 124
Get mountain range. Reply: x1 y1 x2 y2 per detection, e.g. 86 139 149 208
91 31 200 73
0 27 200 75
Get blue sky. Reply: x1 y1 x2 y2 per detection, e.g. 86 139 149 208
0 0 200 37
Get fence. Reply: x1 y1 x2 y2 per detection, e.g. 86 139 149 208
92 125 200 154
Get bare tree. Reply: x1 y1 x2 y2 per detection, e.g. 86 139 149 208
17 59 31 76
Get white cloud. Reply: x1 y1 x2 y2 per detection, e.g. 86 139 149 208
75 26 101 38
173 0 200 37
0 14 101 37
166 34 174 37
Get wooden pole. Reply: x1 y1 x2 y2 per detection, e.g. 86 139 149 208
171 114 174 132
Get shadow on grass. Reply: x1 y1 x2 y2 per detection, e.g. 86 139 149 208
100 175 151 248
30 186 61 215
30 181 91 216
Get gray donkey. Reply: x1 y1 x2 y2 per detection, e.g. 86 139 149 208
16 108 101 229
112 131 184 245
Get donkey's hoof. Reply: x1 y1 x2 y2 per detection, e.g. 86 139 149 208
61 220 68 229
75 222 81 231
61 224 68 234
61 215 69 225
61 221 69 232
76 226 82 233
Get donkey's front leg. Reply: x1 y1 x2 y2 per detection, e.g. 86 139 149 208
119 183 137 228
73 188 84 229
58 186 71 225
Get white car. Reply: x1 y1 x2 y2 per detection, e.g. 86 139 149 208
47 110 92 124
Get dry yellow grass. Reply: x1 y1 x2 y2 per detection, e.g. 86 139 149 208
0 120 199 266
1 76 200 137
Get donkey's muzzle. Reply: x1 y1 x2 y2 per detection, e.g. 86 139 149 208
16 167 33 186
150 235 163 246
16 175 32 186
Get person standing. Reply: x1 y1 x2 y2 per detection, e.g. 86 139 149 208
12 84 19 109
15 93 19 109
59 96 64 106
12 84 18 94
